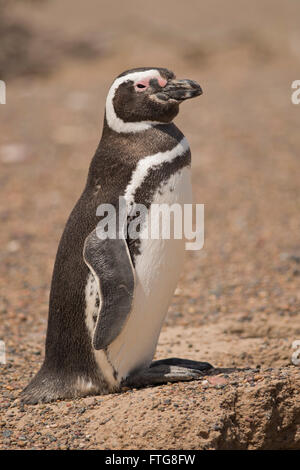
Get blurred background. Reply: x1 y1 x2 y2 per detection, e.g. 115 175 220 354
0 0 300 381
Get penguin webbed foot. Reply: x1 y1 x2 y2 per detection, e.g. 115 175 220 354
150 357 213 372
123 358 213 389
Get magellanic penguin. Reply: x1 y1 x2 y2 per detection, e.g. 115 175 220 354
21 67 212 404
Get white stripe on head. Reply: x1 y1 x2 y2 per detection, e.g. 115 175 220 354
105 69 164 134
124 137 189 208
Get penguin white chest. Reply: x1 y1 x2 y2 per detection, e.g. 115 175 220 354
107 166 192 381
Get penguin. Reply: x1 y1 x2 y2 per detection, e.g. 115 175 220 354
21 67 213 404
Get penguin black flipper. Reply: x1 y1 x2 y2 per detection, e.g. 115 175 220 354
83 228 135 350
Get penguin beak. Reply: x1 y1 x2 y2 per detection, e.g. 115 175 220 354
156 79 203 102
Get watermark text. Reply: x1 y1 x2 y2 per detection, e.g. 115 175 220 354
291 340 300 365
291 80 300 104
0 80 6 104
96 197 204 251
0 340 6 364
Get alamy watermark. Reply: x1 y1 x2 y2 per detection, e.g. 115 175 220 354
291 340 300 366
291 80 300 105
0 340 6 364
0 80 6 104
96 197 204 251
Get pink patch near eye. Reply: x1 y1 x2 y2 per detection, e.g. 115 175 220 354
135 78 150 91
157 76 167 87
135 75 167 91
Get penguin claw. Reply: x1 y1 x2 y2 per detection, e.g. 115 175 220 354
165 365 204 381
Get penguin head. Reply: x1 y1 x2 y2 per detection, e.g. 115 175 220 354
105 67 202 133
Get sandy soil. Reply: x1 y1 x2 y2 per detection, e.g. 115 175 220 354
0 0 300 450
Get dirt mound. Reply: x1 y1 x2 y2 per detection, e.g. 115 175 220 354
1 327 299 450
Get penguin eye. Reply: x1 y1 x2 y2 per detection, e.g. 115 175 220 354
135 81 149 92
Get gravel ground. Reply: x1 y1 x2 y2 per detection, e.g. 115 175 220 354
0 0 300 450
